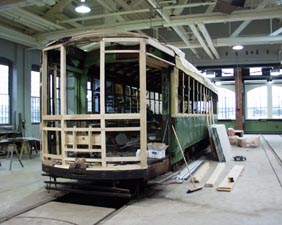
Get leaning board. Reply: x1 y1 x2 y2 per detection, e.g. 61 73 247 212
209 124 232 162
217 165 244 192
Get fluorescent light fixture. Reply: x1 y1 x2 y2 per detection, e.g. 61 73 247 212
75 0 91 13
232 45 244 50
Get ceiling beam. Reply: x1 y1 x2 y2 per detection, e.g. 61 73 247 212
147 0 200 58
230 0 271 37
0 8 64 32
0 0 55 11
170 35 282 49
58 1 216 24
197 23 220 59
0 24 39 47
170 8 282 26
189 24 215 59
36 7 282 44
270 27 282 36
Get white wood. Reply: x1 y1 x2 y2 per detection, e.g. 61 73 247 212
105 127 140 132
100 40 106 167
171 67 178 116
66 148 101 153
64 127 101 132
192 162 210 183
103 37 141 43
43 43 63 51
106 156 140 162
104 50 140 53
146 53 175 66
60 45 67 165
139 39 147 167
41 51 48 158
65 133 101 145
86 164 143 171
42 115 62 120
205 162 226 187
146 38 175 56
217 165 244 192
42 127 62 131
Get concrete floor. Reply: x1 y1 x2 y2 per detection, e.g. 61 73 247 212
0 135 282 225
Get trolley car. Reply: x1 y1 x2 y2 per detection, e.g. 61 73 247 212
41 30 217 190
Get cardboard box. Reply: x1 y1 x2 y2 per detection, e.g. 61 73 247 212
229 136 239 145
227 128 235 136
147 142 168 159
237 136 260 148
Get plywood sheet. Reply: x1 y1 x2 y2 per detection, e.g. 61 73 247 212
209 124 232 162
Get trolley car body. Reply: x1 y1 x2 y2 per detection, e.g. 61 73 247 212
41 30 217 183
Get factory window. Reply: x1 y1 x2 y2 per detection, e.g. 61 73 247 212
249 67 262 76
246 86 267 119
0 59 11 125
31 66 40 123
222 68 234 77
272 86 282 118
217 88 235 119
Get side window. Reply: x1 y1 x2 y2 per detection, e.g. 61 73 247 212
217 87 235 119
246 86 267 119
31 65 40 123
0 59 11 125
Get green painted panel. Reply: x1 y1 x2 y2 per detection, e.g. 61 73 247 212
245 120 282 134
170 116 208 164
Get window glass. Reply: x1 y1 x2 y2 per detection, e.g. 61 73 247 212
217 87 235 119
247 86 267 119
272 85 282 118
31 70 40 123
0 64 10 124
222 68 234 77
249 67 262 76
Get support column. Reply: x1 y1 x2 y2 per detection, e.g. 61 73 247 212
235 67 243 130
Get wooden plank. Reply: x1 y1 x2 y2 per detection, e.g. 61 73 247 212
100 40 106 167
205 162 226 187
105 50 139 54
105 127 140 132
217 165 244 192
192 162 210 183
65 133 101 145
139 39 147 168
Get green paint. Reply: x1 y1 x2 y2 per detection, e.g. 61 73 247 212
170 116 208 164
245 120 282 134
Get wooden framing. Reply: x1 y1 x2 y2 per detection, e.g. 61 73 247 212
139 39 147 167
41 31 217 174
